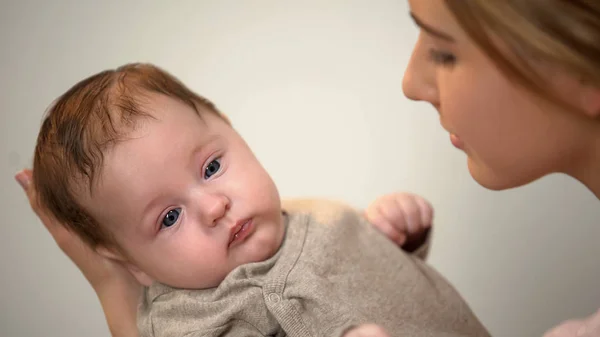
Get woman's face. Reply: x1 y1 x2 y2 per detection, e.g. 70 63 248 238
403 0 596 190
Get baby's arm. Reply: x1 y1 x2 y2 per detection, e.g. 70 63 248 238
282 193 433 259
363 192 433 259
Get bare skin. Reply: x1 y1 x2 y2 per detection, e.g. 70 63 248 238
16 169 140 337
15 170 431 337
18 1 600 335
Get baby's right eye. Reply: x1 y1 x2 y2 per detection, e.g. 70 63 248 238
162 208 181 228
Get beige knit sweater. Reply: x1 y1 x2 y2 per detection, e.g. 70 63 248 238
137 200 490 337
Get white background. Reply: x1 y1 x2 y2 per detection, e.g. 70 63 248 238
1 1 599 336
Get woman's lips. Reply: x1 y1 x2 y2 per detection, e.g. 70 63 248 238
450 133 464 150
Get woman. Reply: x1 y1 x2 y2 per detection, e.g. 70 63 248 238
15 0 600 336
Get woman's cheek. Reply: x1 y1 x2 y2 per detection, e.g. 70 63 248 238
439 75 472 131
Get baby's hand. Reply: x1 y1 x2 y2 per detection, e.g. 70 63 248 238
342 324 391 337
364 192 433 246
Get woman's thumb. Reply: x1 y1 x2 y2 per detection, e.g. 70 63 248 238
15 169 32 191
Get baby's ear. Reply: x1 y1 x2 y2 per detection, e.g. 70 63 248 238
96 246 155 287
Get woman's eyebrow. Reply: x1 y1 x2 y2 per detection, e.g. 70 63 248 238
410 12 456 43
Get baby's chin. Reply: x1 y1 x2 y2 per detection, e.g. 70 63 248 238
233 226 285 265
234 240 281 266
157 248 282 289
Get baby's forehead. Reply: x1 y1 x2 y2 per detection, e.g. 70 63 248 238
84 115 206 204
78 150 158 233
79 98 229 215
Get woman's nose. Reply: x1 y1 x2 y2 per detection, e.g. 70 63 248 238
402 38 439 105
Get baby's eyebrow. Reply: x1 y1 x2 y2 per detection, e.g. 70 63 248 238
185 134 222 168
139 194 169 231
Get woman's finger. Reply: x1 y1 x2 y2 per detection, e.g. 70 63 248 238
16 169 45 219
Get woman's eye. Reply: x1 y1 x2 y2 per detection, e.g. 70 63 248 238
162 208 181 228
428 49 456 66
204 158 221 179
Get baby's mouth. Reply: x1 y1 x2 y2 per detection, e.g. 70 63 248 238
228 219 252 246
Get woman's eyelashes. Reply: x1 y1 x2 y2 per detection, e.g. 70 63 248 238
161 207 182 229
204 157 222 179
428 48 456 66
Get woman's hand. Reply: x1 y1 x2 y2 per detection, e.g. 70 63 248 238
16 169 140 337
342 324 391 337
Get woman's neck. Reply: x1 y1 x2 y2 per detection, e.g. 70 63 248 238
573 167 600 199
568 131 600 199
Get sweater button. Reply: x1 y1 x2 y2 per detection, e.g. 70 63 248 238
268 293 281 303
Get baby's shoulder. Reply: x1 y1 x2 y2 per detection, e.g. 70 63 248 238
281 197 363 226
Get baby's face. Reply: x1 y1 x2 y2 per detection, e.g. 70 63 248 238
82 95 284 289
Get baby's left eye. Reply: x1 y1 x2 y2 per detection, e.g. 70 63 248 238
162 208 181 228
204 158 221 179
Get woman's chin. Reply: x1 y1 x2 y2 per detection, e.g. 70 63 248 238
466 156 539 191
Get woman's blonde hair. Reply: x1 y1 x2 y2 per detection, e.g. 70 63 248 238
445 1 600 108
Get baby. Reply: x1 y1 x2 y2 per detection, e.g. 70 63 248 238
32 63 490 337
